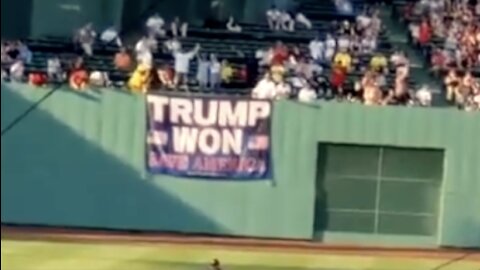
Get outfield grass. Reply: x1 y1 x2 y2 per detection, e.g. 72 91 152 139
2 239 479 270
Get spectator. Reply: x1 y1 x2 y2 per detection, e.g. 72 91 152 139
172 43 200 89
309 36 325 63
47 56 64 82
280 11 295 32
295 12 312 29
333 50 352 71
69 67 89 91
252 72 276 99
17 42 32 64
271 41 289 66
361 71 382 105
330 63 348 97
10 60 24 82
226 16 242 33
100 26 122 47
370 52 388 73
415 85 433 107
75 23 96 56
431 48 447 74
444 69 461 102
384 86 413 106
196 54 210 89
158 64 175 89
360 34 377 55
146 13 166 37
298 84 318 103
114 47 132 71
164 38 181 53
337 34 350 52
266 5 281 30
89 71 111 87
171 17 188 38
135 36 155 68
275 80 292 99
325 34 337 61
210 54 221 90
1 69 8 81
221 59 234 84
28 72 47 87
418 20 432 46
128 64 151 93
5 41 19 60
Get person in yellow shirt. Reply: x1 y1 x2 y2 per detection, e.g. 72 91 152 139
221 60 234 84
128 64 151 93
270 64 286 83
370 53 388 72
333 51 352 71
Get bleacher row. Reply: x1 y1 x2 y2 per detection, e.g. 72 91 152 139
21 0 417 95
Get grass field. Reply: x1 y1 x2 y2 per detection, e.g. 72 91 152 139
2 239 480 270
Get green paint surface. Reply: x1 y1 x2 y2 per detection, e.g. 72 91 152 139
1 83 479 248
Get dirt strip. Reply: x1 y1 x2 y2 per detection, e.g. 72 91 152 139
2 225 479 262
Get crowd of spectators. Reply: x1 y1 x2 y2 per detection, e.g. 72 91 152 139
404 0 480 110
2 2 478 110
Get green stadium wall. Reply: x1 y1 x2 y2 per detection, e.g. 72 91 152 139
1 83 479 248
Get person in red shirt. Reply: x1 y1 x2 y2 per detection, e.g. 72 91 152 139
330 63 347 97
270 41 289 66
28 72 47 87
418 20 432 45
69 69 89 90
431 49 446 74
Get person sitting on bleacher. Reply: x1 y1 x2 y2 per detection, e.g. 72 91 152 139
209 54 222 90
196 53 210 89
146 13 166 38
295 12 312 30
226 16 242 33
275 80 292 100
100 26 122 48
266 5 282 31
171 17 188 38
75 23 96 57
418 20 432 46
280 11 295 32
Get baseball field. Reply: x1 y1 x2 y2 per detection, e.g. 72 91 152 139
2 226 479 270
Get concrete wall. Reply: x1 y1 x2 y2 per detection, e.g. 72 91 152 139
1 83 479 248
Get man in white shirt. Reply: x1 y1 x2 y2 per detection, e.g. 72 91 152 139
135 36 156 68
146 13 166 37
309 37 325 63
75 23 96 56
356 12 371 31
325 34 336 61
10 60 24 82
100 26 122 47
252 73 276 99
266 6 281 30
173 44 200 89
295 12 312 29
298 86 317 103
